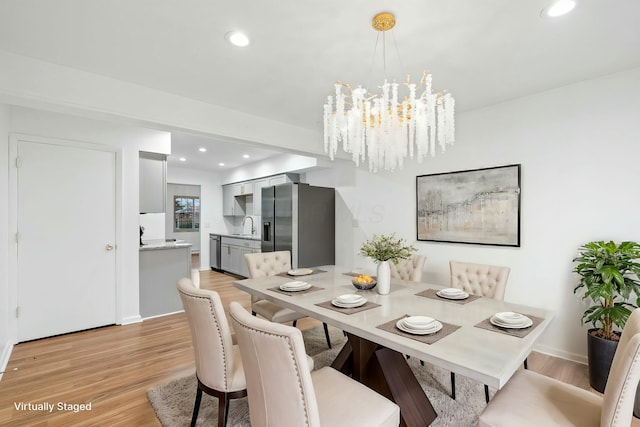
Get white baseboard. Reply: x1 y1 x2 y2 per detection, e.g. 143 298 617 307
121 315 143 325
534 343 587 365
141 310 184 321
0 341 15 382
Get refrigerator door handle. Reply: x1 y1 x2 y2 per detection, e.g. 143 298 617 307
263 221 271 241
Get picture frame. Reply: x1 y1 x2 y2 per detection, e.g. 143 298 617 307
416 164 521 247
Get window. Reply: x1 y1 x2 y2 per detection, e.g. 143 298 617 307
174 196 200 231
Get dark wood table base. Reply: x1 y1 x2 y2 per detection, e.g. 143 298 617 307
331 333 438 427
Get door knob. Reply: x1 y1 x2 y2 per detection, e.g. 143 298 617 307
106 243 114 251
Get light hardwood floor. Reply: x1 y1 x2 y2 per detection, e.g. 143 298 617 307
0 268 637 426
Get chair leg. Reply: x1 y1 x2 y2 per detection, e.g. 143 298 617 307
292 319 297 327
322 323 332 349
191 387 203 427
450 372 456 400
524 357 528 369
218 392 229 427
484 384 490 403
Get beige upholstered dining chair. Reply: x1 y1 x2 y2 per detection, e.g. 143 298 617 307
390 255 426 282
449 260 511 300
191 268 200 288
479 307 640 427
449 260 511 402
177 278 247 427
244 251 332 349
229 301 400 427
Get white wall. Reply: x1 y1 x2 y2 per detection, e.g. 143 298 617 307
167 166 226 269
6 106 170 330
0 104 10 376
306 68 640 363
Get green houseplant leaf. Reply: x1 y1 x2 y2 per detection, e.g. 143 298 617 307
359 233 416 264
573 240 640 340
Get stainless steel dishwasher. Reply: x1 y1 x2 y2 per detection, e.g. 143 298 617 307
209 234 221 271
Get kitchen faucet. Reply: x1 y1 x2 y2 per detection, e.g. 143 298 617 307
242 216 255 235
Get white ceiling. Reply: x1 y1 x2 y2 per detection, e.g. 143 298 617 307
1 1 639 171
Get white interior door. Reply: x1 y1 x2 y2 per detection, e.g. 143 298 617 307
16 139 117 341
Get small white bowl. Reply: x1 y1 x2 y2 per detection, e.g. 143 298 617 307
404 316 435 328
336 294 364 304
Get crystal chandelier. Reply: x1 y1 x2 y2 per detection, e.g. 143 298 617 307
323 12 455 173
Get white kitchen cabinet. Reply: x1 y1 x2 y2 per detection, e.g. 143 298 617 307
252 179 267 216
222 183 245 216
268 175 287 186
238 181 253 196
139 151 167 213
221 236 260 277
222 174 298 217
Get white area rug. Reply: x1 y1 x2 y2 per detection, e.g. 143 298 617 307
147 326 489 426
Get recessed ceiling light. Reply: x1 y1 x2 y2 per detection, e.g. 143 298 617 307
541 0 576 17
219 162 225 166
199 147 207 152
179 157 186 162
243 154 250 159
225 31 250 47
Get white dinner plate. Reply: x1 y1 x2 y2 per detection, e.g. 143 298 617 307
288 268 314 276
490 315 533 329
436 290 469 300
396 319 443 335
279 282 311 291
332 298 367 308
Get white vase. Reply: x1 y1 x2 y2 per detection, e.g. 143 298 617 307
377 260 391 295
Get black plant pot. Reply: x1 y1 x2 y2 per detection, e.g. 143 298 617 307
587 329 618 392
587 329 640 418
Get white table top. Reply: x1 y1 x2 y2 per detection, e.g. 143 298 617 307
233 266 554 389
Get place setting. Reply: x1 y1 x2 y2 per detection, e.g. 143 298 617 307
377 314 461 345
276 268 327 278
315 293 380 314
396 316 443 335
268 280 323 296
416 287 481 305
475 311 543 338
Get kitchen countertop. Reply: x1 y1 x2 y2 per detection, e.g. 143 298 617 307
211 233 261 241
140 239 193 251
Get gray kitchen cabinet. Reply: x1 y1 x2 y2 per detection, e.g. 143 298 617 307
139 244 191 318
139 151 167 213
221 236 260 277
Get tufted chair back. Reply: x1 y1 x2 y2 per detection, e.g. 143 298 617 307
177 278 245 393
390 255 426 282
449 261 510 301
229 301 321 427
244 251 292 304
244 250 291 277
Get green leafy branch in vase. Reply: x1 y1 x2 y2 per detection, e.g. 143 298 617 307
359 233 416 264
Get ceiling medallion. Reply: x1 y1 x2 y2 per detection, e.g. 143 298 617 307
323 12 455 172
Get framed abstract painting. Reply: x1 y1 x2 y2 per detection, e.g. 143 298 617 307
416 164 521 246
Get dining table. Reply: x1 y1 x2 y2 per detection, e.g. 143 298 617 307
233 265 553 427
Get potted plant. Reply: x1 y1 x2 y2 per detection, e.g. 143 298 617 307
359 233 416 295
573 240 640 398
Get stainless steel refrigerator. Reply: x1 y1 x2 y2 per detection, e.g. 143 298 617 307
261 183 335 269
